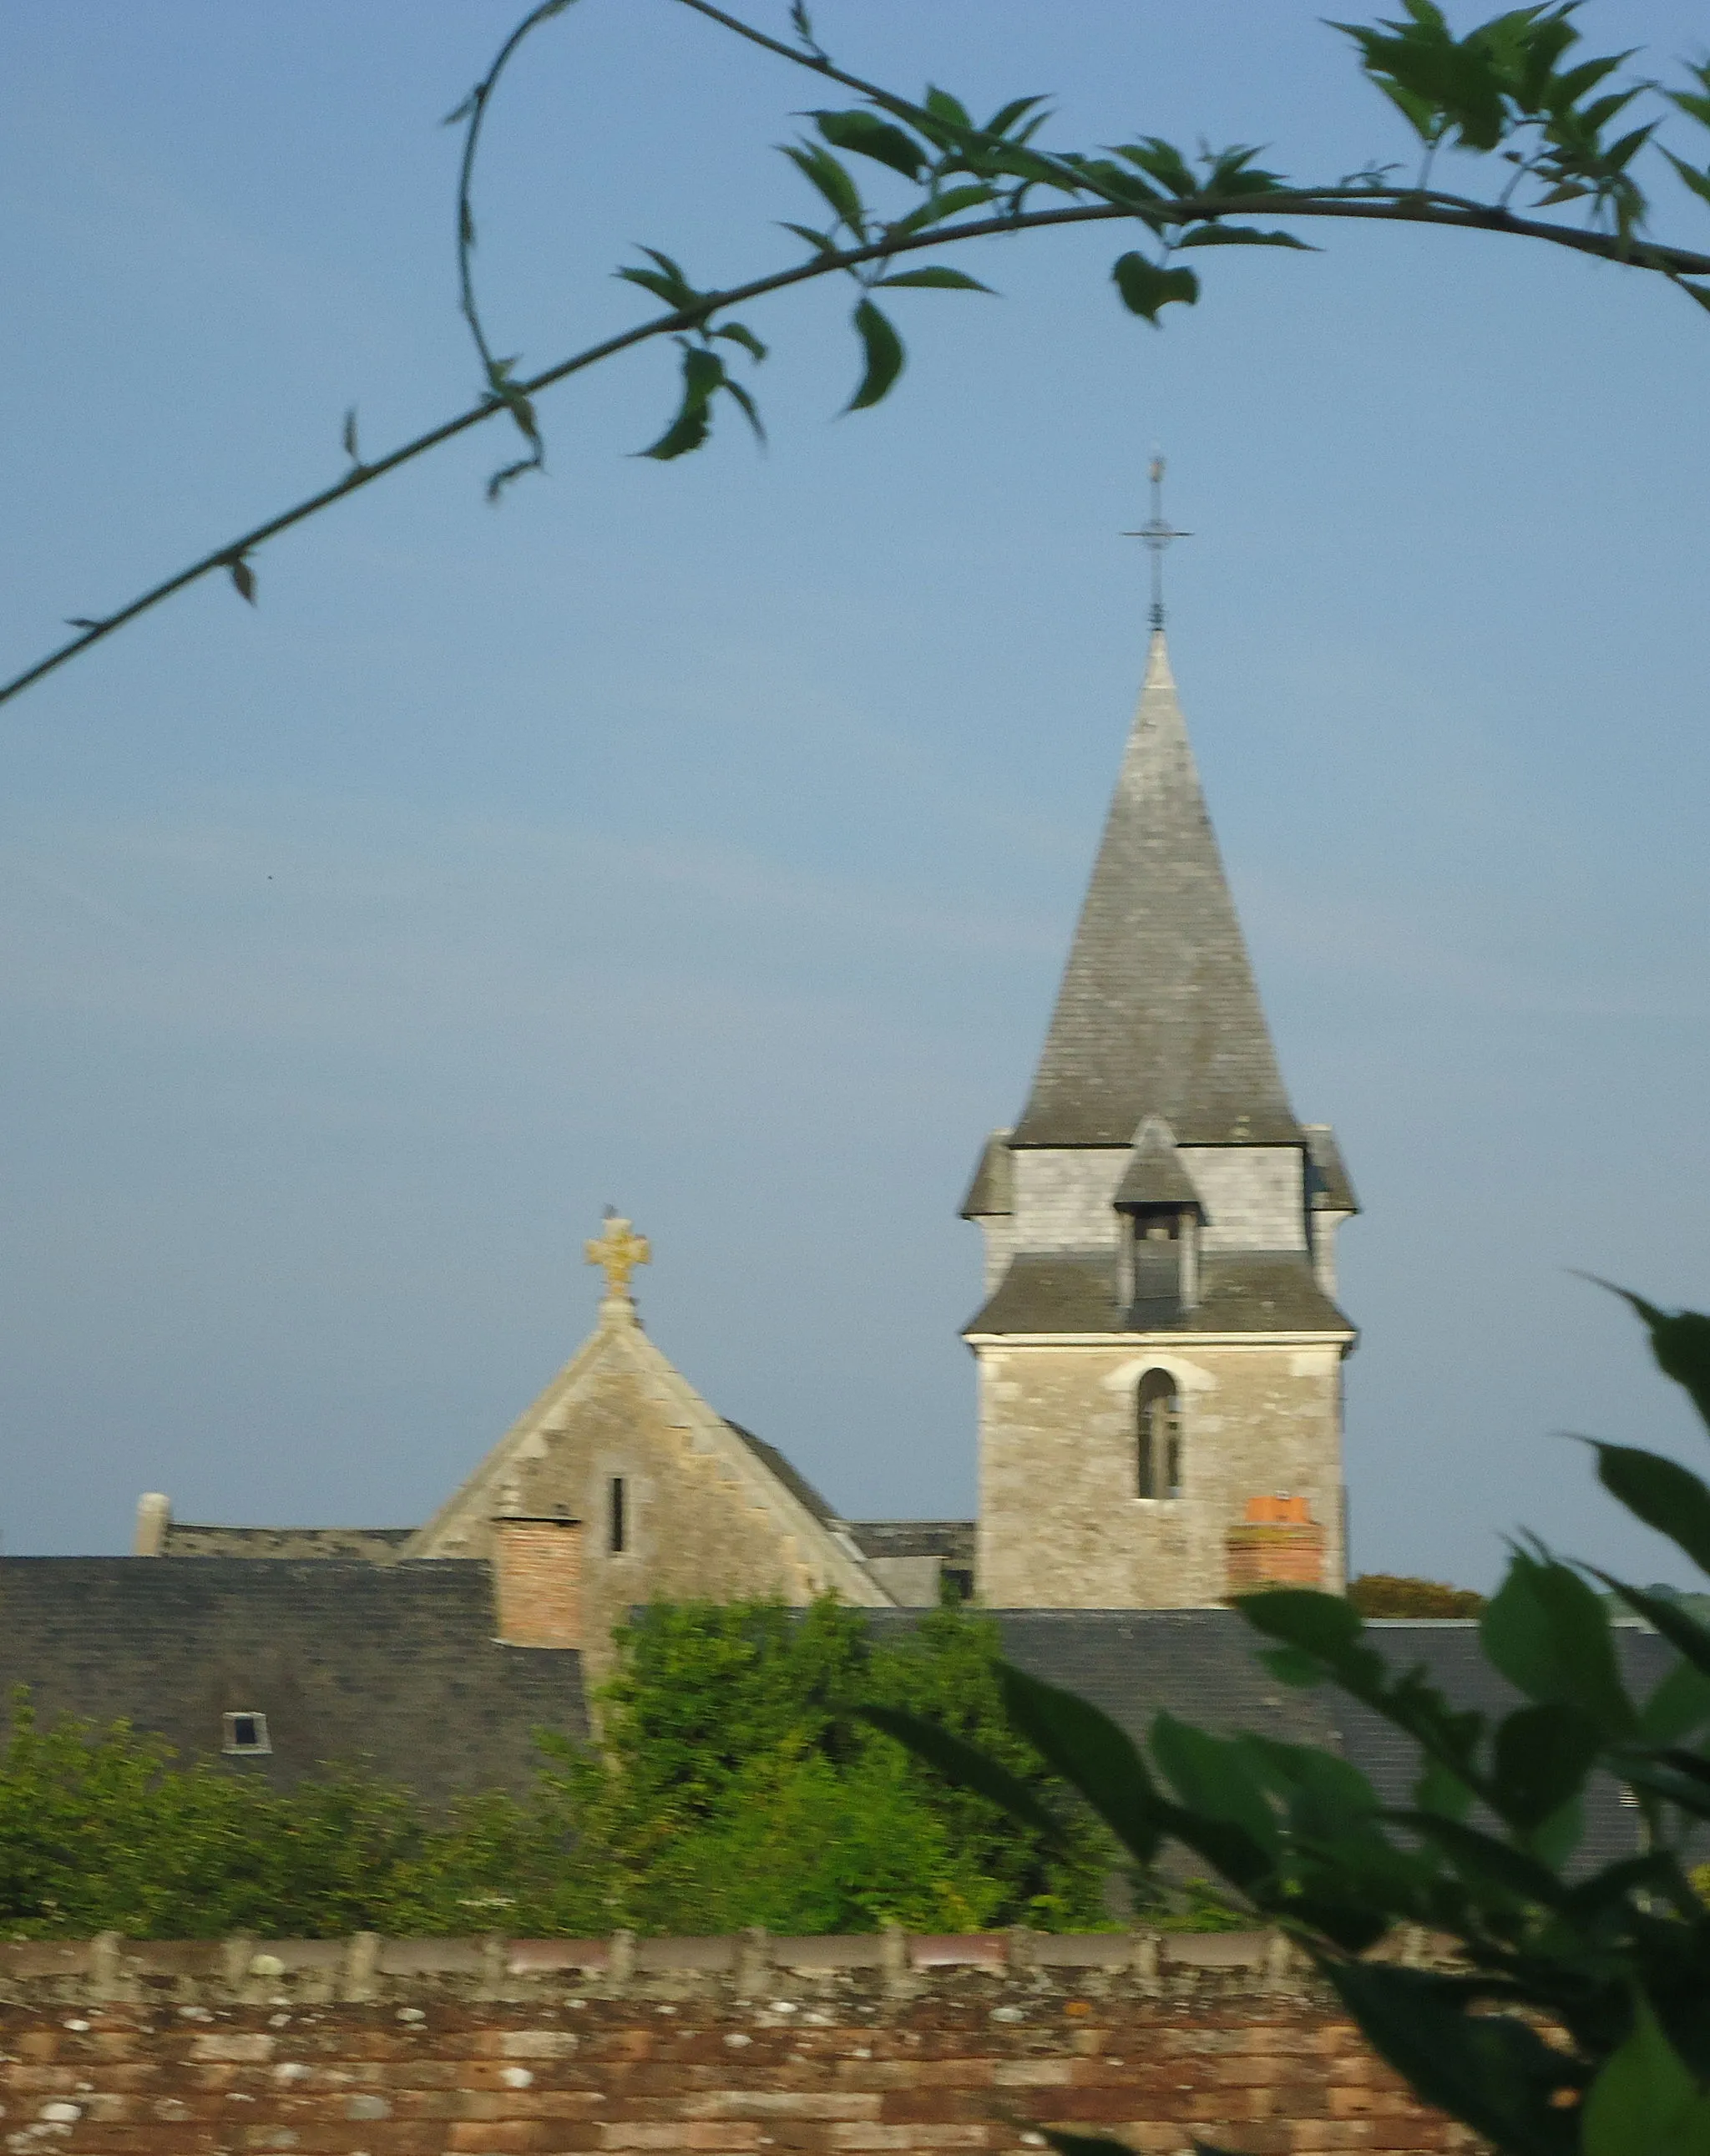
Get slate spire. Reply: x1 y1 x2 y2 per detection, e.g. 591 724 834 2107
1012 632 1299 1148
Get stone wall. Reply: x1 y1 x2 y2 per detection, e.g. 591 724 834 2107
0 1930 1467 2154
977 1344 1346 1608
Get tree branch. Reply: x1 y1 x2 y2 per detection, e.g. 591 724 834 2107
5 183 1706 711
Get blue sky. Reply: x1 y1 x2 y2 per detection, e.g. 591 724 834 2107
3 2 1708 1588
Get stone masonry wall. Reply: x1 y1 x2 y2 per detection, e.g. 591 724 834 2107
977 1344 1345 1608
0 1930 1469 2156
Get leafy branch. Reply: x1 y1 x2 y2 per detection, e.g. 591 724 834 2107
874 1288 1710 2155
8 0 1710 709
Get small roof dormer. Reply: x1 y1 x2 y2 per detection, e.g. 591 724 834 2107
1112 1116 1204 1217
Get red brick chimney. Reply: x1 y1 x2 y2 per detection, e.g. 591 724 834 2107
490 1513 584 1648
1225 1494 1325 1597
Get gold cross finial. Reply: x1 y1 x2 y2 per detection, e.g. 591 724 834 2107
585 1212 650 1298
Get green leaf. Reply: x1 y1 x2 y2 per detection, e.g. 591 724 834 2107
1592 1445 1710 1576
1618 1754 1710 1823
711 321 768 362
1116 136 1198 196
1480 1551 1636 1738
986 95 1050 139
1561 1851 1696 1924
778 221 840 260
923 86 974 132
845 297 904 411
1110 251 1200 323
1236 1731 1379 1843
1388 1810 1566 1906
873 266 993 291
1414 1751 1475 1820
1640 1656 1710 1745
782 143 866 231
1489 1701 1601 1830
1605 1288 1710 1430
1584 1999 1710 2156
812 109 925 181
484 455 540 504
1321 1961 1580 2156
1528 1795 1585 1873
638 343 724 461
996 1663 1167 1864
1596 1573 1710 1683
614 246 713 322
227 556 256 605
1259 1644 1328 1688
890 184 997 235
1677 281 1710 318
720 377 766 448
1237 1587 1363 1656
1663 152 1710 210
1150 1714 1280 1863
858 1703 1066 1844
1174 225 1317 251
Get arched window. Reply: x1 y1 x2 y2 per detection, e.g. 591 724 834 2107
1137 1369 1182 1500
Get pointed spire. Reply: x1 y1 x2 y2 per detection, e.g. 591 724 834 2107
1012 633 1299 1149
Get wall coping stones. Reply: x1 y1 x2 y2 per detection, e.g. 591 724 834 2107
0 1926 1444 2008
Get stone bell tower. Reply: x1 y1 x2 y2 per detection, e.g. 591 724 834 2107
963 618 1358 1609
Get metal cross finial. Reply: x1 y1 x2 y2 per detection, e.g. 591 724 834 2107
585 1213 650 1298
1123 451 1192 632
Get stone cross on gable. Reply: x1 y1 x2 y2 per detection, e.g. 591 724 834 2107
585 1213 650 1299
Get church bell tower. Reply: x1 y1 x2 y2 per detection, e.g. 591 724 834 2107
963 488 1358 1608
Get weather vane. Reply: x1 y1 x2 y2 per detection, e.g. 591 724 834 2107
1123 452 1192 632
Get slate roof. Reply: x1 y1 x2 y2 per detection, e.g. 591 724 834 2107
873 1609 1654 1870
0 1569 1669 1872
1013 635 1300 1150
959 1131 1014 1219
1113 1117 1203 1212
966 1251 1353 1338
1304 1124 1359 1215
0 1557 588 1809
1344 1621 1671 1870
159 1524 414 1561
724 1420 837 1526
846 1521 977 1566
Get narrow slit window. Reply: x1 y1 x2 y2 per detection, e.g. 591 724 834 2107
610 1475 627 1554
1137 1370 1182 1501
222 1711 271 1755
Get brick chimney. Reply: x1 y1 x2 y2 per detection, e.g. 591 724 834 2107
1225 1494 1325 1597
490 1513 584 1648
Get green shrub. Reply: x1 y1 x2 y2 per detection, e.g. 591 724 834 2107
0 1592 1113 1938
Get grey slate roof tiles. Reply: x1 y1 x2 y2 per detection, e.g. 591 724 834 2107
723 1420 839 1526
845 1521 977 1565
875 1609 1652 1871
1113 1116 1204 1212
959 1130 1014 1219
1012 634 1301 1150
0 1557 588 1809
1303 1124 1360 1215
966 1251 1353 1337
0 1566 1664 1872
